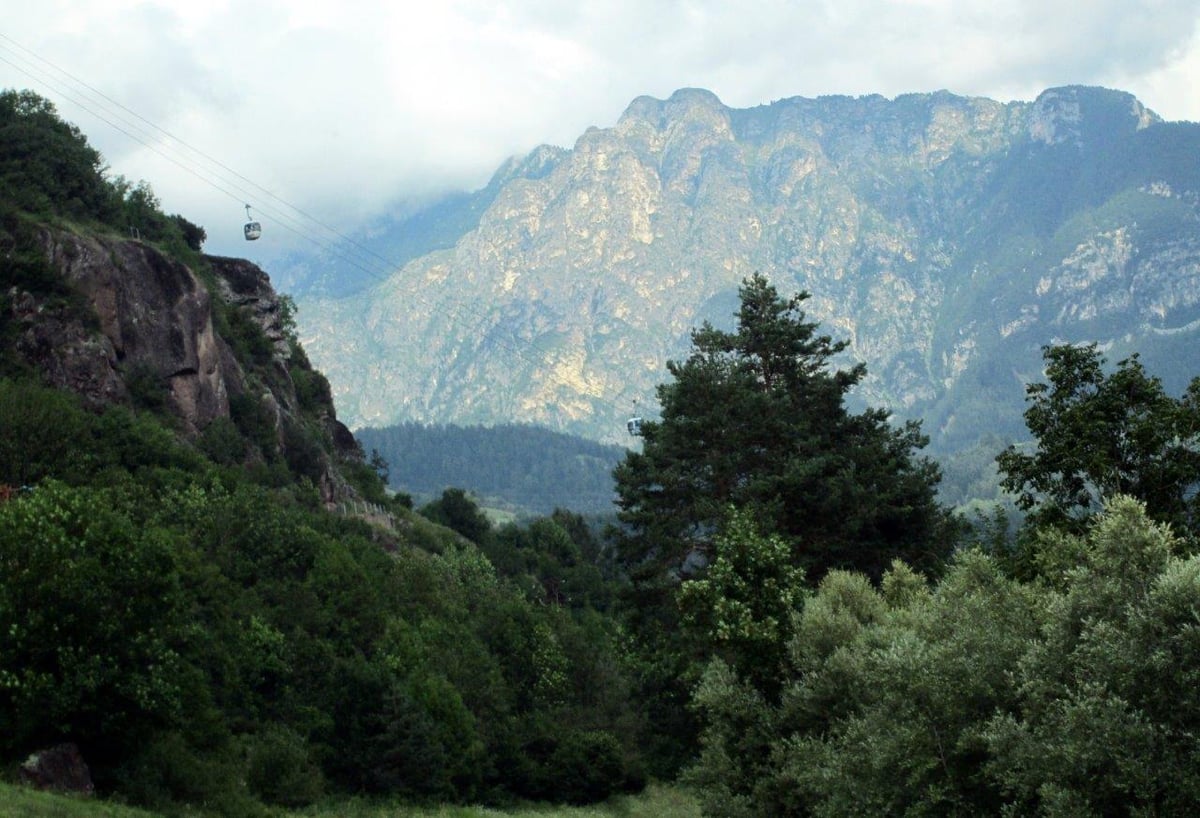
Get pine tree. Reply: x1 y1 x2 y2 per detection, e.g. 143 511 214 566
613 273 951 587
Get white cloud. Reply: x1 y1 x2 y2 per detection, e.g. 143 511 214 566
2 0 1197 260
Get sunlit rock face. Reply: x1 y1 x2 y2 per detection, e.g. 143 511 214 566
297 85 1200 451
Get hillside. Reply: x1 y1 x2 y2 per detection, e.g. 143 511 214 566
0 89 648 814
294 85 1200 452
357 422 627 514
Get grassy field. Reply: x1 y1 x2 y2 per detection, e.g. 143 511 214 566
0 782 701 818
0 781 165 817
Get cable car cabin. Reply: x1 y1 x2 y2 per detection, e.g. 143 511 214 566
243 204 261 241
627 416 643 436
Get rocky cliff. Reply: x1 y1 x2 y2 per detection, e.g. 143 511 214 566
296 85 1200 451
20 229 236 434
6 226 360 501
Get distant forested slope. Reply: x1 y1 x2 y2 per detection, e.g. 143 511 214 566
356 422 629 514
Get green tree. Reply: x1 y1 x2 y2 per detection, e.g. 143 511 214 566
612 274 950 776
420 487 493 545
0 482 190 763
997 343 1200 538
678 508 806 695
0 89 118 221
122 180 169 240
169 213 206 252
0 378 91 485
984 496 1200 813
614 273 950 587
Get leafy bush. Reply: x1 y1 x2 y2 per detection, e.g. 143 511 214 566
686 497 1200 816
198 416 247 465
292 366 333 414
113 731 265 818
0 90 119 222
245 725 324 807
546 730 627 805
0 482 190 763
0 378 91 484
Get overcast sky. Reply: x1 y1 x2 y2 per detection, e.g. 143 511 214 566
3 0 1198 260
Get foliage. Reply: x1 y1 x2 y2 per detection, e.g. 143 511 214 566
487 510 619 610
0 205 76 301
0 90 206 259
170 212 207 252
0 481 191 762
677 508 806 696
0 89 119 222
0 378 92 484
686 496 1200 816
997 343 1200 549
611 273 952 773
0 383 646 814
420 488 494 545
983 496 1200 814
614 273 951 586
0 92 650 814
292 365 334 414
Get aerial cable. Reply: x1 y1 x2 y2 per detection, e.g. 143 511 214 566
0 43 377 266
0 49 347 256
0 52 325 251
0 37 649 424
0 33 410 276
1 42 641 421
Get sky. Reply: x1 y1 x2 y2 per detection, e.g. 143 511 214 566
3 0 1199 260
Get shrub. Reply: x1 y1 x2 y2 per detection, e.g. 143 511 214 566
245 725 323 808
0 378 90 484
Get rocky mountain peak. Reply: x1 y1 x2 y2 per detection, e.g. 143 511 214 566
616 87 733 148
1030 85 1160 146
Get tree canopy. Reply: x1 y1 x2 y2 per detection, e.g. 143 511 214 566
614 272 951 585
997 343 1200 539
689 496 1200 816
0 88 205 254
0 89 117 221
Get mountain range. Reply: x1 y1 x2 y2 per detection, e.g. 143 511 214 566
288 85 1200 454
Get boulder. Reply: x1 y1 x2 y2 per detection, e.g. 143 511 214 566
18 743 94 795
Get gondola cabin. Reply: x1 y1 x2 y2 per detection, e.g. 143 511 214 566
243 204 261 241
627 416 643 436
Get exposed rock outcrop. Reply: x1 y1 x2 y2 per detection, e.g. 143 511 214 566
26 229 237 435
8 227 363 506
19 743 94 795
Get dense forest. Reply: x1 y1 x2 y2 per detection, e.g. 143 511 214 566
355 422 627 515
3 90 1200 817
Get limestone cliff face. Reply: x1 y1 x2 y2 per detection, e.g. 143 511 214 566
297 85 1200 449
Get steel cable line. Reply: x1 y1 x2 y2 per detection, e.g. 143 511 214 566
0 36 648 426
0 52 340 256
0 32 392 275
0 39 401 282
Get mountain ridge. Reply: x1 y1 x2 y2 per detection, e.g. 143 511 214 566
294 85 1200 451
